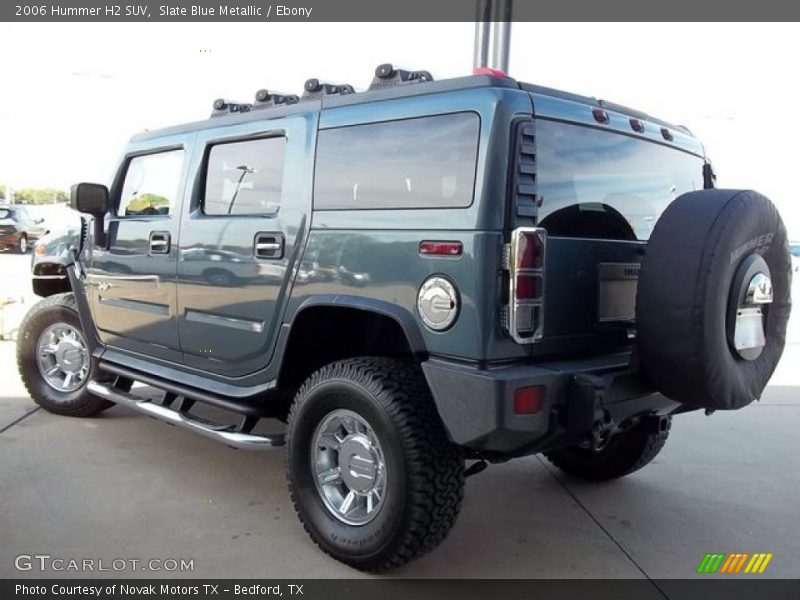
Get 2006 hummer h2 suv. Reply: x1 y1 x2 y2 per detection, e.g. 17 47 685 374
18 62 791 571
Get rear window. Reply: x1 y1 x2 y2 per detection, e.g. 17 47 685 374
536 120 704 240
314 112 480 210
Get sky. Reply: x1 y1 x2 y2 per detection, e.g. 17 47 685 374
0 22 798 238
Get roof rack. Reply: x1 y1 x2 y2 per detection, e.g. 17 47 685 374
253 89 300 109
210 98 253 118
369 63 433 90
301 78 355 101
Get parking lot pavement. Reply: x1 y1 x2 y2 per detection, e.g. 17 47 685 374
1 254 798 581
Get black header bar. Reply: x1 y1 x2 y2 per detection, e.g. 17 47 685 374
3 0 800 22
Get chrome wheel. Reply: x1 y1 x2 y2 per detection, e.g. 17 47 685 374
728 254 774 361
35 322 90 393
311 409 387 526
19 236 28 253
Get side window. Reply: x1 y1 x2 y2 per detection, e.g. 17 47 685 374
118 149 184 217
314 112 480 210
203 137 286 216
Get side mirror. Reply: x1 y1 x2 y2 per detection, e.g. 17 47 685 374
70 182 108 215
35 217 45 224
70 183 109 247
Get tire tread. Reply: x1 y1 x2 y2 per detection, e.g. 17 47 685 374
286 357 464 572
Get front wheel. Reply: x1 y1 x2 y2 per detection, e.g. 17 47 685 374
286 358 464 572
544 417 671 481
17 234 28 254
16 293 113 417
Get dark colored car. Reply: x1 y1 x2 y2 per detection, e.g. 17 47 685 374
16 65 792 572
0 205 48 253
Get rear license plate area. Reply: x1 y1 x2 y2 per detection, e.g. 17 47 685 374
598 263 640 322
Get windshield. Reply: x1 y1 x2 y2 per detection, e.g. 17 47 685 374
536 119 704 240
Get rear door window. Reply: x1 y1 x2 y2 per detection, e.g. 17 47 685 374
203 136 286 216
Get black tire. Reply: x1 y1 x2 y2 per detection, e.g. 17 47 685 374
16 293 113 417
544 417 671 481
286 357 464 572
637 189 792 410
16 234 28 254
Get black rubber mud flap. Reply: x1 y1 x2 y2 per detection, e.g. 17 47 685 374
636 189 792 410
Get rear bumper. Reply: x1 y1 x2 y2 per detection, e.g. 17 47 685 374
422 353 679 454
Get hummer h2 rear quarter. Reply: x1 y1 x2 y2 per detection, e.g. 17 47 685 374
17 65 792 571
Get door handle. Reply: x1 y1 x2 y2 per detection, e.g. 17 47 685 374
254 233 284 259
149 231 171 255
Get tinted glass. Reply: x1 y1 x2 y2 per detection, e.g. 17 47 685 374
204 137 286 216
119 150 184 216
536 120 704 240
315 113 480 210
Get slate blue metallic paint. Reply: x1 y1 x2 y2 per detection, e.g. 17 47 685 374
69 78 706 392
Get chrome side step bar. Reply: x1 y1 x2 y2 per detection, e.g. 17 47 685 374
88 381 285 450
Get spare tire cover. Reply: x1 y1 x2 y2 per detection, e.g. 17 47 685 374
636 189 792 410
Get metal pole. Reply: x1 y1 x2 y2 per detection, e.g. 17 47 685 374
489 20 511 74
473 20 491 71
473 0 512 76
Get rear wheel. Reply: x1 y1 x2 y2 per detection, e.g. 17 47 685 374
16 234 28 254
286 357 464 572
16 293 113 417
544 417 671 481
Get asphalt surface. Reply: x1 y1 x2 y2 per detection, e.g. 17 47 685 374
1 253 798 580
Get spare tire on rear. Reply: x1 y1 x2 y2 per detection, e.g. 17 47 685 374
636 189 792 410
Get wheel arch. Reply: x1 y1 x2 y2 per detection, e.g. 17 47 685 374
276 295 427 393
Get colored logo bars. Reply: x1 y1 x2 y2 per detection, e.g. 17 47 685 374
696 552 773 574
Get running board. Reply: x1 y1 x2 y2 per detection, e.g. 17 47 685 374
87 381 285 450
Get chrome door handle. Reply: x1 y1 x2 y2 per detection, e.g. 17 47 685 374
149 231 171 255
254 233 284 259
256 242 282 252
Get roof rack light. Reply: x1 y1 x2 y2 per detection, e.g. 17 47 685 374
301 79 355 101
210 99 252 118
369 63 433 90
254 89 300 109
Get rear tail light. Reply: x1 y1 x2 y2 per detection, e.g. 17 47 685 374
506 227 546 343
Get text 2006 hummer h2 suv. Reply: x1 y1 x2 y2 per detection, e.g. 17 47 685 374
18 65 792 571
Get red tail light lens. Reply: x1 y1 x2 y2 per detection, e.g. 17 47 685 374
507 227 546 344
515 274 542 300
516 232 542 269
514 386 544 414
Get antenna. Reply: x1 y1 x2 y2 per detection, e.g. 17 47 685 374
473 0 512 76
